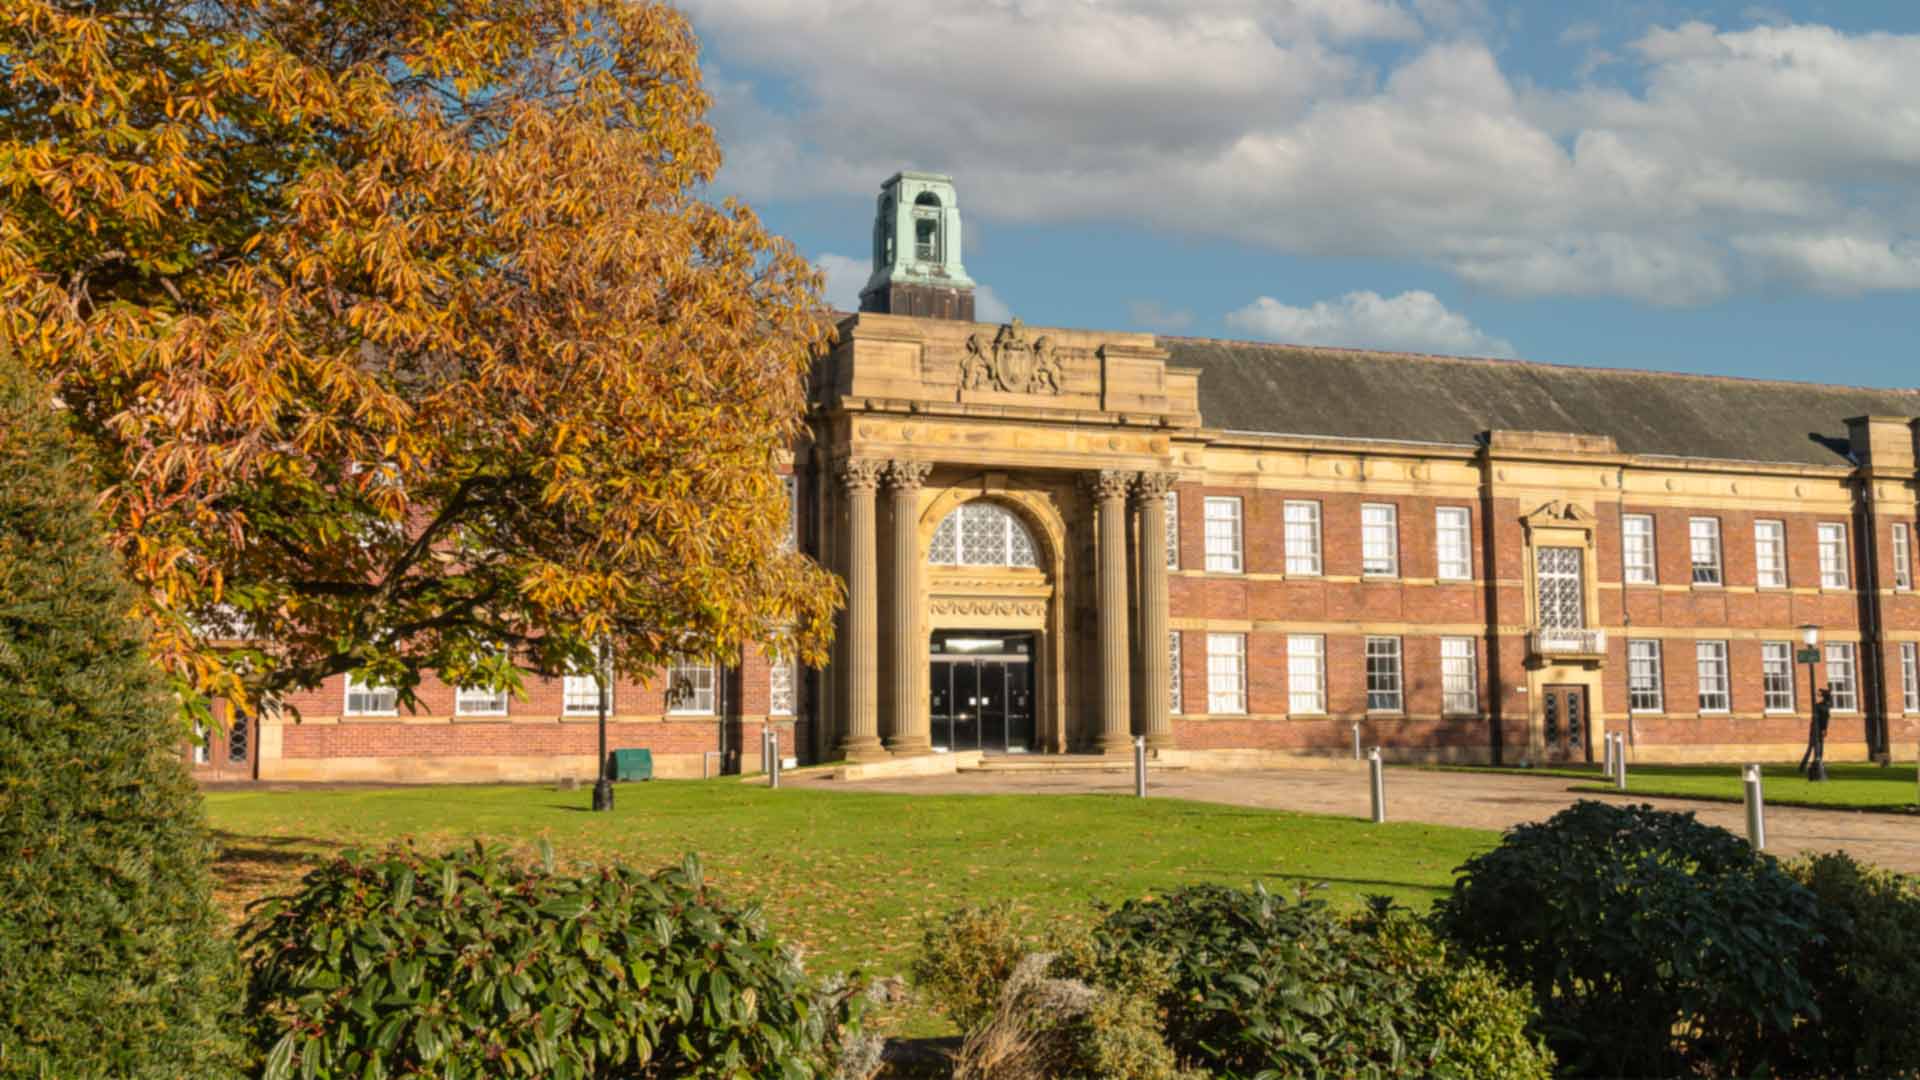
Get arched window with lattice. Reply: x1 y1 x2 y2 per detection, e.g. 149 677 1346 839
928 502 1039 568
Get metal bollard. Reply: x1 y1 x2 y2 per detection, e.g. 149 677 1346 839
1134 735 1147 798
766 728 780 789
1368 747 1386 823
1602 733 1615 780
1743 763 1765 850
1352 723 1363 761
1614 740 1628 791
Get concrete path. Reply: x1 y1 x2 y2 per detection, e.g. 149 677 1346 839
797 765 1920 873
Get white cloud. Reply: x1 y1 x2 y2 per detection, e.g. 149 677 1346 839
714 8 1920 306
815 252 1013 322
1127 300 1195 332
815 253 867 313
1225 290 1516 357
974 284 1012 324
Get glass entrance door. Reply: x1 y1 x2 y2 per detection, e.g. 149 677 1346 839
930 632 1035 753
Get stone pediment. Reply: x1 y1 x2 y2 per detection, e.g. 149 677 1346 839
1522 500 1597 533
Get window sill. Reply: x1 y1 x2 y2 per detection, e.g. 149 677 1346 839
1689 582 1725 590
342 712 399 720
666 711 717 719
452 714 511 724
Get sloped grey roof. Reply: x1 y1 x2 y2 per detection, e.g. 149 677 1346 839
1165 338 1920 467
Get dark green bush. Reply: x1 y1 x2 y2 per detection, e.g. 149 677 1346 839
1785 851 1920 1077
1084 884 1551 1079
1433 800 1819 1078
241 844 870 1079
0 358 244 1076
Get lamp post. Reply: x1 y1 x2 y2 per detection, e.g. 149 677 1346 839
592 638 615 812
1798 624 1825 783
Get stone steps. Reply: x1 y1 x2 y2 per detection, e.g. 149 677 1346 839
959 755 1186 775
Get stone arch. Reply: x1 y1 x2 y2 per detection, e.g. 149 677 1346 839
917 485 1066 582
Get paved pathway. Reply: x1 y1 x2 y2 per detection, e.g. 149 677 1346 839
799 765 1920 872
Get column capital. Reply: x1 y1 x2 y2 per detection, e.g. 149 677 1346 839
1132 471 1177 502
1082 468 1134 502
837 457 885 492
883 459 933 491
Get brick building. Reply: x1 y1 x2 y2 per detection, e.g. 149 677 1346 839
192 172 1920 782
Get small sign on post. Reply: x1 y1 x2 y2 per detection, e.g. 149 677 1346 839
1796 648 1820 665
1368 747 1386 824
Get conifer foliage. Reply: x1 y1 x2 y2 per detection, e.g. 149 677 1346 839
0 358 243 1077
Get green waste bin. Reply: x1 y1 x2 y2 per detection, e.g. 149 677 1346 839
611 748 653 781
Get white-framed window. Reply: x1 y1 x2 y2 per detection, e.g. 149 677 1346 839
1362 503 1399 578
1902 642 1918 714
1894 523 1913 592
1818 522 1849 589
1762 641 1795 714
1164 491 1179 570
1204 497 1243 573
456 682 509 716
1365 636 1403 712
929 501 1040 568
1284 500 1322 576
1826 642 1858 712
1622 514 1657 585
667 660 716 715
344 675 398 716
782 474 799 551
769 659 796 716
1168 631 1182 715
1696 640 1730 713
1754 520 1787 589
1287 634 1326 714
1689 517 1722 585
563 664 609 716
1536 547 1585 629
1436 507 1472 581
1441 637 1478 714
1207 633 1247 714
1628 640 1664 713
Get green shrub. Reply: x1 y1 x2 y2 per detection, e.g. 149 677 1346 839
908 902 1035 1031
241 844 870 1079
1085 883 1551 1079
917 904 1194 1080
0 358 244 1077
1433 800 1819 1078
1785 851 1920 1077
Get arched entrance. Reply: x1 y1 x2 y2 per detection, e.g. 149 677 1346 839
919 490 1064 752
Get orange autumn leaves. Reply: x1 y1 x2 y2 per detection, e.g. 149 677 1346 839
1 0 841 723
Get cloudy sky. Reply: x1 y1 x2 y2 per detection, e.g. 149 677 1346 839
682 0 1920 387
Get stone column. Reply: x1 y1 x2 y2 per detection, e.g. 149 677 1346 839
1086 470 1135 754
884 460 933 755
1134 473 1176 750
838 458 887 761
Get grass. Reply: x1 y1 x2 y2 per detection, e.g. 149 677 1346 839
204 780 1494 985
1433 761 1920 813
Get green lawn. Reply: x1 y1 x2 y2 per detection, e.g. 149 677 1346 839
204 780 1495 983
1434 762 1920 813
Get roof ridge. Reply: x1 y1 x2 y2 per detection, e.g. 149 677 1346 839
1158 333 1920 398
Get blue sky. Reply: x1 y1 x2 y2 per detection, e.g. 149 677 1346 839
681 1 1920 389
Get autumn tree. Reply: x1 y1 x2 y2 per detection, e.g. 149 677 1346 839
0 0 840 718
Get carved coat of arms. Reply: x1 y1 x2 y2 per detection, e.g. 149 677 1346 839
961 318 1064 395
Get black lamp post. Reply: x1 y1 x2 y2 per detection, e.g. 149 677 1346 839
591 638 615 811
1798 623 1827 783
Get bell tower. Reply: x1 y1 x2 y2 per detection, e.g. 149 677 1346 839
859 171 977 320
